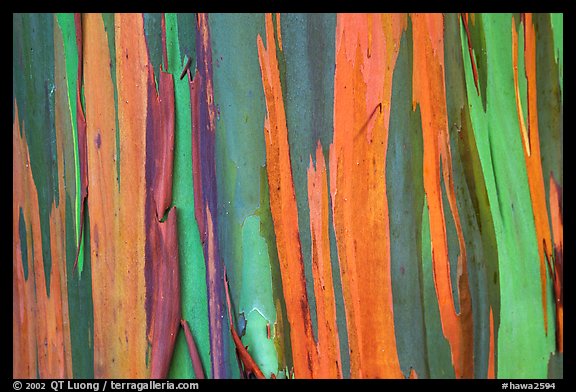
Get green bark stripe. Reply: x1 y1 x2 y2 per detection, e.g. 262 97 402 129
163 13 211 379
13 13 57 296
460 13 555 378
280 11 339 351
549 13 562 97
66 194 95 378
56 13 84 277
209 13 277 377
445 13 500 378
208 12 266 309
53 17 95 377
240 216 279 377
143 13 163 89
12 12 562 380
254 166 295 375
177 13 196 68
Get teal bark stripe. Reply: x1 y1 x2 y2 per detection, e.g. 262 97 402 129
66 195 95 378
19 208 30 281
13 13 57 296
209 13 271 378
461 14 555 377
387 19 429 378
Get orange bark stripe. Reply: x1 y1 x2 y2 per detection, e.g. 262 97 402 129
13 104 39 378
331 13 405 378
46 203 67 378
84 13 122 377
412 13 474 378
85 13 149 378
257 13 317 378
308 143 342 378
54 21 74 376
13 103 67 378
115 13 150 378
523 13 555 334
513 14 555 334
275 13 283 52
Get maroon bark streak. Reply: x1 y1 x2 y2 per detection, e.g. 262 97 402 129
181 319 205 379
149 208 181 378
144 22 180 378
192 14 230 379
190 70 206 244
161 13 168 72
154 72 175 219
74 13 88 200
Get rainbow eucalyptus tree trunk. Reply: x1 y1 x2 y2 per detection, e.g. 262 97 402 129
13 12 563 379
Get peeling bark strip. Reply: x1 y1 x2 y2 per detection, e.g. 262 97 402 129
145 66 175 335
155 72 176 219
149 208 181 378
412 13 474 378
257 12 317 379
143 16 180 379
190 13 229 379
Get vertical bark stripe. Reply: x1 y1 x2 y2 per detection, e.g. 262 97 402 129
331 13 406 378
257 12 317 378
308 142 342 378
412 13 474 378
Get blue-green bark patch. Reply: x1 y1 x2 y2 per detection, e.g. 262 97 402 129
19 208 30 281
13 13 57 296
